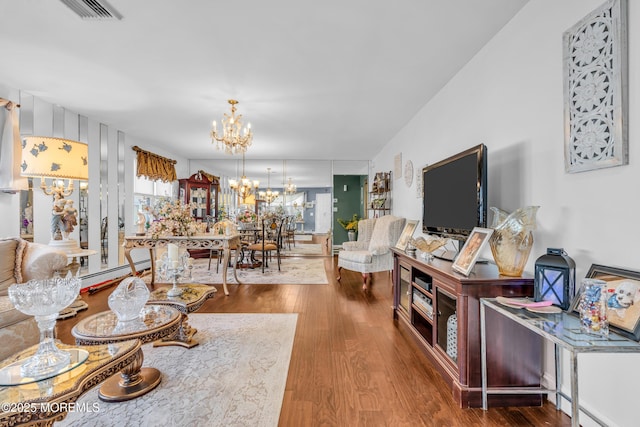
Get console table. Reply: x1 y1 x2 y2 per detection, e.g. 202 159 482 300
0 340 139 426
123 234 242 295
480 298 640 427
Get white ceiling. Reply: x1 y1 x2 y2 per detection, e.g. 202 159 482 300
0 0 528 181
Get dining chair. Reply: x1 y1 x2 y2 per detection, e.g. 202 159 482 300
284 216 296 250
245 217 284 273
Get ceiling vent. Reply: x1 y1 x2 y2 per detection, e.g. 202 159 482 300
59 0 123 20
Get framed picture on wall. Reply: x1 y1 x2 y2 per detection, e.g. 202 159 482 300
570 264 640 340
451 227 493 276
395 220 418 251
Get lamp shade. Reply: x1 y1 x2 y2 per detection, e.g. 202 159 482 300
21 136 88 180
534 248 576 310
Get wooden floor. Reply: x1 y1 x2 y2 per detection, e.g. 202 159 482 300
56 240 571 427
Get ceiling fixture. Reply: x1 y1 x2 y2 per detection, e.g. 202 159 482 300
229 152 259 203
285 177 297 195
259 168 279 204
211 99 253 155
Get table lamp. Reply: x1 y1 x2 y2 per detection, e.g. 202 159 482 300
21 136 88 252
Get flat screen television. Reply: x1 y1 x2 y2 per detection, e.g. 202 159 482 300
422 144 487 245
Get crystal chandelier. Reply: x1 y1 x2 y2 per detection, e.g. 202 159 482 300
211 99 253 155
285 177 297 195
229 152 259 203
259 168 279 204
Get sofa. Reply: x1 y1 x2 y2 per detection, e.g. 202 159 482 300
0 237 68 359
337 215 405 290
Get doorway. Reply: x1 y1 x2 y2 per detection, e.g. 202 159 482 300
314 193 332 233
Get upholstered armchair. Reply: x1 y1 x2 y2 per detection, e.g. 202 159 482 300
0 237 68 359
337 215 405 290
342 218 376 251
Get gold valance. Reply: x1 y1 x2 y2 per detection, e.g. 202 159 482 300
132 145 177 182
197 170 220 185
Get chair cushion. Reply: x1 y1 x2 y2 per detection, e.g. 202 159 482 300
246 243 278 251
338 250 373 264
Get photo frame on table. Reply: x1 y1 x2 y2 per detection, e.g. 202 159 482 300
451 227 493 276
569 264 640 340
395 220 418 251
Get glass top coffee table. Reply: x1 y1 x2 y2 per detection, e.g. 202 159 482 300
0 340 139 426
148 283 217 348
71 305 181 402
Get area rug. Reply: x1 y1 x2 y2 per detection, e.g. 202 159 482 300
60 313 298 427
282 243 325 256
181 257 329 285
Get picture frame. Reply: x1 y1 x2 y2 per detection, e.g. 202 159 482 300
371 198 386 209
451 227 493 276
569 264 640 340
395 220 418 251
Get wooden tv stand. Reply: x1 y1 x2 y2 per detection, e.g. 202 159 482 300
392 248 543 408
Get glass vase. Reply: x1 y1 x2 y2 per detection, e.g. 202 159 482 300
578 279 609 336
488 206 539 277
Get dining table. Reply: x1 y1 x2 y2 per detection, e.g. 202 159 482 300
123 233 242 296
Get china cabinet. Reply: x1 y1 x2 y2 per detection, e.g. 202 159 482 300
178 172 220 258
178 172 220 222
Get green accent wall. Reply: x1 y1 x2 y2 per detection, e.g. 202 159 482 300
333 175 366 245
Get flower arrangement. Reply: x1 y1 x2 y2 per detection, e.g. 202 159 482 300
144 198 197 238
237 209 258 223
337 214 359 231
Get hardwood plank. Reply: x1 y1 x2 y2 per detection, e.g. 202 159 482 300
55 254 571 426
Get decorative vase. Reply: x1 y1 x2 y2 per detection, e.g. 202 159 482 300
108 277 150 322
347 230 356 241
488 206 539 277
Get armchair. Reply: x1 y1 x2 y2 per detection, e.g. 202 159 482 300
342 218 376 251
0 237 68 359
337 216 405 290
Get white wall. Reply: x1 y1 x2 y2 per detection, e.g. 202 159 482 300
372 1 637 426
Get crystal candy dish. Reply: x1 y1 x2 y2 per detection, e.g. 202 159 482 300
8 274 81 377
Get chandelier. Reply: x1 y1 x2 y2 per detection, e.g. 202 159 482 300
285 177 297 195
259 168 279 204
229 152 259 203
211 99 253 155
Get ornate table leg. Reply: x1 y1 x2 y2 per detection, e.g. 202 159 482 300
153 313 198 349
222 240 231 295
98 347 161 402
232 236 243 285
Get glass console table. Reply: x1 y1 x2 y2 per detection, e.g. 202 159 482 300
0 340 139 426
480 298 640 427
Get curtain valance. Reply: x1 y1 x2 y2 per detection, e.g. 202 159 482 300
132 145 177 182
197 170 220 185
